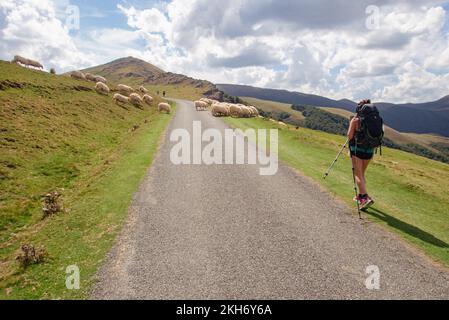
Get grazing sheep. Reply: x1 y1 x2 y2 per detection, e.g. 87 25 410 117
239 106 252 118
113 93 129 105
95 82 110 95
212 103 230 117
195 100 208 111
229 104 243 118
129 93 143 107
117 84 134 96
12 55 43 69
70 71 86 80
94 75 107 84
85 73 96 81
158 102 171 114
139 86 149 94
249 106 259 117
143 94 154 105
278 121 288 127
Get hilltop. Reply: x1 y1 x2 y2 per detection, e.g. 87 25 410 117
81 57 224 101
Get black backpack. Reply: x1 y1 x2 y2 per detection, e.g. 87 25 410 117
355 104 384 150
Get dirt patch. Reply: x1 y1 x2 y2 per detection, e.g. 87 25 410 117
0 80 25 91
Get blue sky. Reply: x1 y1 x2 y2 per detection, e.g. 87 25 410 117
1 0 449 103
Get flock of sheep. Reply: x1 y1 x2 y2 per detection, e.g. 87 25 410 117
195 98 260 118
10 55 171 114
11 55 264 119
70 70 171 114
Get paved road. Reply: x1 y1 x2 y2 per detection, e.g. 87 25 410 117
92 99 449 300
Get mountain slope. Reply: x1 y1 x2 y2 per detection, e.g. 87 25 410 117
0 60 173 298
81 57 224 101
218 84 449 137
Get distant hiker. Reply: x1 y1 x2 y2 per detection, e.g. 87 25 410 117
347 99 384 210
163 91 166 97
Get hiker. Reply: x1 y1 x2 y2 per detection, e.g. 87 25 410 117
347 99 383 210
163 91 166 97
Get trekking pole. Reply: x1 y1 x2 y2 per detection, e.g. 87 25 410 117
323 138 350 179
350 155 362 219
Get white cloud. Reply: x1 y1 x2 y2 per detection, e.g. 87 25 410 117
0 0 94 71
0 0 448 103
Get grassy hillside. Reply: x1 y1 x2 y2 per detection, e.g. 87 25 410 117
81 57 219 101
224 117 449 268
243 97 305 123
0 61 174 299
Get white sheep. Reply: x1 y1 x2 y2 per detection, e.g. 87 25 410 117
85 73 96 81
139 86 149 94
129 93 143 107
117 84 134 96
229 104 243 118
240 106 253 118
94 75 107 84
211 103 230 117
143 94 154 106
113 93 129 105
194 100 208 111
248 106 259 117
70 71 86 80
95 82 110 95
12 55 43 69
158 102 171 114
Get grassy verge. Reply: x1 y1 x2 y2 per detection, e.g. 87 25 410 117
224 117 449 268
0 61 175 299
0 106 174 299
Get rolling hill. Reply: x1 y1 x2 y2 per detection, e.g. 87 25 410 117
81 57 224 101
218 84 449 137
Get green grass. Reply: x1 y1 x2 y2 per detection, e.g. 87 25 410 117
224 117 449 268
145 84 205 101
0 61 175 299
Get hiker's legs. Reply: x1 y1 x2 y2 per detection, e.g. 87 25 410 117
352 156 367 195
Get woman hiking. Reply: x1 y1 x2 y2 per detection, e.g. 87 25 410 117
347 99 376 210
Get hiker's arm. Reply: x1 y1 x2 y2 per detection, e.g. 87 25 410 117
347 117 358 140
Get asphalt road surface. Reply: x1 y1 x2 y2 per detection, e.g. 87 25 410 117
92 99 449 300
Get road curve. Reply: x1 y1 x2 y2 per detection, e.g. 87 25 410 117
91 99 449 300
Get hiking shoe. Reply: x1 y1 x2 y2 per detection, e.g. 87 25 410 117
359 197 374 211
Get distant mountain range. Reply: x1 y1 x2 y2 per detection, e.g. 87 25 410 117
217 84 449 137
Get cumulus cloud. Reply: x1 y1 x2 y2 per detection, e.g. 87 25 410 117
0 0 448 103
0 0 93 71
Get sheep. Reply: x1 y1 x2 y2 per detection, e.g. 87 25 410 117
143 94 154 106
248 106 259 117
85 73 96 81
70 71 86 80
211 103 230 117
94 75 107 84
239 105 252 118
158 102 171 114
117 84 134 96
113 93 129 105
129 93 143 107
139 86 149 94
95 82 110 95
194 100 208 111
12 55 43 69
278 121 288 127
229 104 243 118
